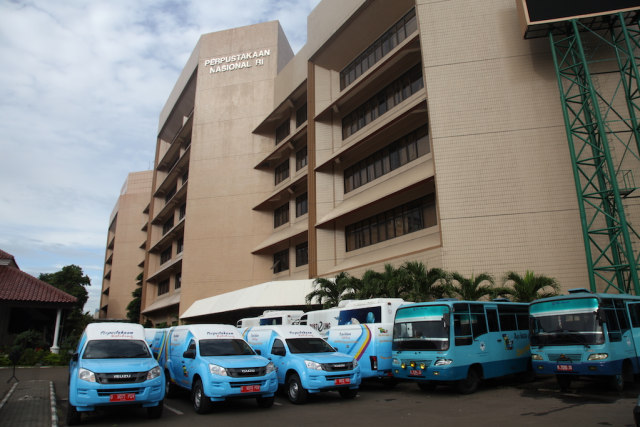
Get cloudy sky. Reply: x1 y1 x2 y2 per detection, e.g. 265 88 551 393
0 0 321 315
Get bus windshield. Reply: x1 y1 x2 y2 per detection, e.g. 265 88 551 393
392 319 449 351
529 312 604 346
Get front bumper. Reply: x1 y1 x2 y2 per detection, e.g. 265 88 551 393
203 372 279 401
70 377 164 411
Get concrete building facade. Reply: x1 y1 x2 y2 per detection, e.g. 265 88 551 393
100 170 153 320
132 0 635 326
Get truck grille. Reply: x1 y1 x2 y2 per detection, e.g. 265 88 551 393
548 354 582 362
95 372 148 384
226 366 267 377
321 362 354 372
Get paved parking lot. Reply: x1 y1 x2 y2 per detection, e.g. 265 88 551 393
1 366 638 426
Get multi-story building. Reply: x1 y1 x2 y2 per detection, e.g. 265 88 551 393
137 0 639 326
100 171 152 320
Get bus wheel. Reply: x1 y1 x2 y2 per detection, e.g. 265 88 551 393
192 378 213 414
556 374 571 392
610 373 624 392
287 373 308 404
456 367 480 394
418 381 436 392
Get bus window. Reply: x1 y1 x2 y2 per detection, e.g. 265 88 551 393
470 304 487 338
338 306 382 325
498 305 517 331
487 309 499 332
602 299 622 342
453 304 472 346
629 303 640 328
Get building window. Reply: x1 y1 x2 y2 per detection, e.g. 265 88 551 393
345 194 437 252
175 272 181 289
274 203 289 228
275 159 290 185
164 185 176 204
296 103 307 128
158 279 169 296
275 120 290 145
177 237 184 254
340 9 417 90
273 249 289 273
296 242 308 267
160 247 172 264
296 193 308 217
179 203 186 220
344 125 429 193
162 215 174 235
296 146 308 171
342 63 424 140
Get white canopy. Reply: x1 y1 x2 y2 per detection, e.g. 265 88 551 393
180 279 316 319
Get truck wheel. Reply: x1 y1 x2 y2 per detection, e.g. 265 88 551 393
338 388 358 399
610 373 624 392
192 378 213 414
456 367 480 394
256 395 275 408
147 400 163 419
66 402 81 425
165 373 178 398
287 373 308 404
556 374 571 392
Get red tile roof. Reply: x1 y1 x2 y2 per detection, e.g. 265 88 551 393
0 251 77 305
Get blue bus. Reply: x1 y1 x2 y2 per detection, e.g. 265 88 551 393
529 289 640 391
392 300 531 393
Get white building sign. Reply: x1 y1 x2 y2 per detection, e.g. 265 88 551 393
204 49 271 74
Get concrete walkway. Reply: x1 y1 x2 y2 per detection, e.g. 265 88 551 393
0 378 57 426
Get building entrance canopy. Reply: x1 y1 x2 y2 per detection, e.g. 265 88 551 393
180 279 315 320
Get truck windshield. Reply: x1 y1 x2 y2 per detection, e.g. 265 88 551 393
530 312 604 346
199 339 255 356
392 320 449 351
286 338 335 353
83 340 151 359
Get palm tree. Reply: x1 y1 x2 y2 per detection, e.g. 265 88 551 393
400 261 449 302
358 264 406 299
305 272 357 308
447 272 496 301
498 270 560 302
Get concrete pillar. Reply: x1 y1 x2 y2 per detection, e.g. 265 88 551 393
50 308 62 354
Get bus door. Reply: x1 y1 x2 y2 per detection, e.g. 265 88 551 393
625 301 640 371
453 304 488 365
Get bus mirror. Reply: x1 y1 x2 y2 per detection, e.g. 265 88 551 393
597 309 606 324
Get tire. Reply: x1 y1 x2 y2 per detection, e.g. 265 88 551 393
147 400 163 419
256 395 275 408
287 373 308 404
556 374 572 392
418 381 437 392
456 367 480 394
66 402 81 426
610 373 625 392
165 373 178 398
338 388 358 399
192 378 213 414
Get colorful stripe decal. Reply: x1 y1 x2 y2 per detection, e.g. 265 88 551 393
353 325 371 361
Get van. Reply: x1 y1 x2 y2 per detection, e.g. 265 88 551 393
242 325 361 404
67 322 165 425
163 324 278 413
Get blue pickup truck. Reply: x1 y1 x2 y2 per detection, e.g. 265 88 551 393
67 322 165 425
242 325 361 403
162 324 278 413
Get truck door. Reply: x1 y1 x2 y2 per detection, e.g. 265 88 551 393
177 339 198 388
268 338 287 383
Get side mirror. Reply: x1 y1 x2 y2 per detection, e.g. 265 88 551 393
71 353 79 362
255 349 261 355
183 349 196 359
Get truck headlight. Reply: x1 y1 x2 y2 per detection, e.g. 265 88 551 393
531 354 543 360
305 360 323 370
353 358 358 368
265 362 276 374
147 366 161 380
392 358 400 366
587 353 608 361
434 359 453 366
209 364 228 376
78 368 96 383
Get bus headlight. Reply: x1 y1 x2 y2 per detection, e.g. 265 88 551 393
392 358 400 366
78 368 96 383
587 353 608 361
209 364 228 376
265 362 276 374
434 359 452 366
305 360 323 370
147 366 161 380
531 354 543 360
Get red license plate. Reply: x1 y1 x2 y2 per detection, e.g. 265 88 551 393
109 393 135 402
557 364 573 372
409 370 422 376
334 378 350 385
241 385 261 393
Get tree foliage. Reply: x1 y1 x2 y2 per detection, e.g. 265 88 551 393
446 272 496 301
126 286 142 323
306 272 357 308
496 270 560 302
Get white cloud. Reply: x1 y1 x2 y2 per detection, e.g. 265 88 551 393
0 0 320 315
